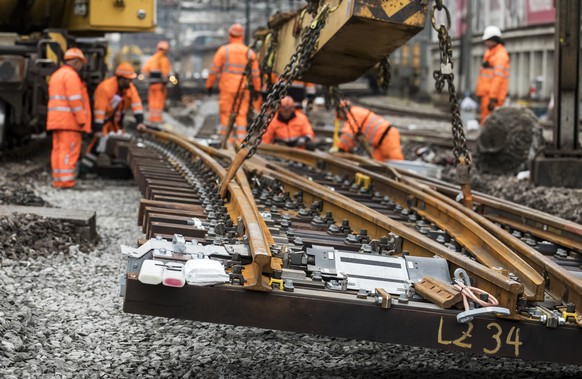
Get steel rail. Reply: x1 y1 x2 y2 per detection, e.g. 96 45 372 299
256 145 545 302
137 130 274 291
259 147 582 311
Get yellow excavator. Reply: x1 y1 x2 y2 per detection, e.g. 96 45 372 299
0 0 156 148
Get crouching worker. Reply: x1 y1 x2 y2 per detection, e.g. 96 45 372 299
87 62 145 154
336 100 404 161
261 96 315 148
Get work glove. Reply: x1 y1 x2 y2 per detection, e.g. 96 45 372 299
488 98 497 111
136 123 147 132
206 87 213 96
482 60 491 68
296 137 307 147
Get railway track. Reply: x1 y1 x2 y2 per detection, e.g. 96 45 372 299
115 128 582 366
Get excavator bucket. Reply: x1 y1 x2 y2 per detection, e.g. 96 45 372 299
272 0 428 85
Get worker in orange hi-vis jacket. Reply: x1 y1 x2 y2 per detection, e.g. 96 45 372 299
475 25 510 125
46 48 92 189
336 100 404 161
205 23 261 143
142 40 171 124
87 62 145 153
261 96 315 148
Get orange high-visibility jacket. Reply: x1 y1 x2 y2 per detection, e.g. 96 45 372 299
93 77 144 132
476 43 510 103
206 36 261 94
338 105 403 161
142 51 172 84
262 111 315 145
47 64 91 133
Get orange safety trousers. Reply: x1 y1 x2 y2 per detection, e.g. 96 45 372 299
218 89 250 143
51 130 82 188
148 83 167 123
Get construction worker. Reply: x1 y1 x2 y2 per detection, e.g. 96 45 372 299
205 23 261 143
142 40 172 124
262 96 315 148
476 26 510 125
46 48 91 189
336 100 404 161
88 62 145 153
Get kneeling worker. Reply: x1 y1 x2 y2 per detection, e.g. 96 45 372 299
262 96 315 148
336 100 403 161
88 62 145 152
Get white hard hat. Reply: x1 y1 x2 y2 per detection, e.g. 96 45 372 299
482 26 502 40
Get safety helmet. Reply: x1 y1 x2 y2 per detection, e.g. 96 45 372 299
228 23 244 37
64 48 86 63
280 96 294 110
156 40 170 51
115 62 137 79
482 26 502 41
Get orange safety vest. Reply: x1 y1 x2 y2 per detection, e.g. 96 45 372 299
206 36 261 94
93 77 144 132
475 43 510 103
261 111 315 145
47 64 91 133
142 51 172 84
338 105 403 161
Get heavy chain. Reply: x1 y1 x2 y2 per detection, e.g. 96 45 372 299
431 1 471 167
377 56 391 91
241 5 330 158
260 32 278 93
431 0 473 208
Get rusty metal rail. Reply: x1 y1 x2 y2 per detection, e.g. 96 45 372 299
117 131 582 366
256 145 582 310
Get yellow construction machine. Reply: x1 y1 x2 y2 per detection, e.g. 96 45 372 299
0 0 156 148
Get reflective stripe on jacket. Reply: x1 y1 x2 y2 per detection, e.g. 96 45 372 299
475 43 510 103
261 111 315 144
93 77 143 129
142 51 172 84
47 65 91 133
205 36 261 94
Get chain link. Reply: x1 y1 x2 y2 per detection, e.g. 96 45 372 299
260 32 278 93
377 56 391 91
431 1 471 167
241 6 330 158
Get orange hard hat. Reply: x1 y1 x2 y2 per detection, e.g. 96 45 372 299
280 96 294 110
115 62 137 79
228 23 244 37
156 41 170 51
64 48 86 63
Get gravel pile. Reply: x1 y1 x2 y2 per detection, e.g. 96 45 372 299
0 184 47 207
0 213 93 260
1 146 582 377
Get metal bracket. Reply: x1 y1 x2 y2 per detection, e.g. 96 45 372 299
456 306 511 324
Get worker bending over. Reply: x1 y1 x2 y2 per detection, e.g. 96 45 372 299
262 96 314 148
476 26 510 125
142 41 172 124
206 23 261 143
88 62 145 152
336 100 403 161
46 48 92 189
